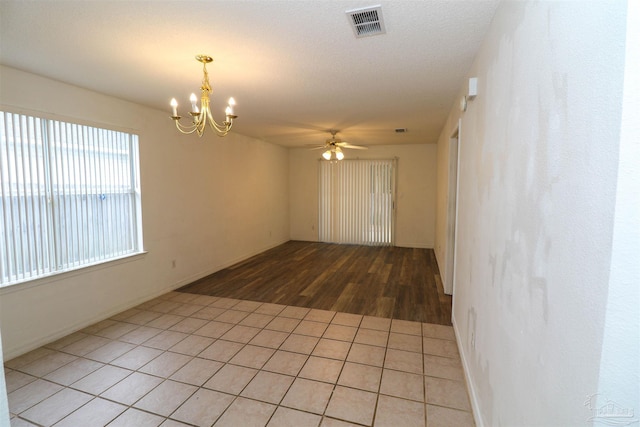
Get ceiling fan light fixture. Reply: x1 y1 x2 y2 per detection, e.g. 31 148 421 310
314 130 366 160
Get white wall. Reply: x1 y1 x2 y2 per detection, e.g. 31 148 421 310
596 0 640 415
435 1 632 425
0 66 290 360
289 144 437 248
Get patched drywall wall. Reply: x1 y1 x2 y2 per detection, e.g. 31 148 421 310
289 144 437 248
435 1 630 425
0 66 290 359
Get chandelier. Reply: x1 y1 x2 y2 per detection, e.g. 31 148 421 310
170 55 237 137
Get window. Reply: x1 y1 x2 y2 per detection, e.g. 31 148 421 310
0 111 142 286
319 159 396 246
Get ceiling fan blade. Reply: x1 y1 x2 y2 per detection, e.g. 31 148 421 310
308 145 328 150
338 143 368 150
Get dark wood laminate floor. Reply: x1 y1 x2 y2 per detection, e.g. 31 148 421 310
177 241 452 325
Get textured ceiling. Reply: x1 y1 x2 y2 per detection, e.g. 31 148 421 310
0 1 499 147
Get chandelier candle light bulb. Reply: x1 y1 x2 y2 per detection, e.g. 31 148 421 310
190 93 198 113
225 97 236 122
170 98 178 117
170 55 238 137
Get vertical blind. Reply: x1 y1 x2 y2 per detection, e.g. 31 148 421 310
0 111 142 286
319 159 396 246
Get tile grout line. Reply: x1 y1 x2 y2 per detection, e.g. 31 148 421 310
6 293 472 427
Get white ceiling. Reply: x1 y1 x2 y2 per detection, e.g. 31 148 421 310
0 1 499 148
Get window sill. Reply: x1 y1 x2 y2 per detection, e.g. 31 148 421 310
0 251 148 296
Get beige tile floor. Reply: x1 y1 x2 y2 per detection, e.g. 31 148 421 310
5 292 475 427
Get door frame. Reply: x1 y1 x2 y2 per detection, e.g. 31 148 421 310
445 120 461 295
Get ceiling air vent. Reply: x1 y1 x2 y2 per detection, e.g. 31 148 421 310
346 5 386 38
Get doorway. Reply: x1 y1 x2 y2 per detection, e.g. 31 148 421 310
444 122 461 295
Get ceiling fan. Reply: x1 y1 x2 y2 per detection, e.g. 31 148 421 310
309 130 368 160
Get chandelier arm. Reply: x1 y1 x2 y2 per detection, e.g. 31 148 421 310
205 107 234 135
206 109 222 133
174 119 197 135
175 108 231 137
195 113 206 137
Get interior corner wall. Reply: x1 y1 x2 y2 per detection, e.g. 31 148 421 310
0 66 290 360
289 143 437 248
435 1 628 425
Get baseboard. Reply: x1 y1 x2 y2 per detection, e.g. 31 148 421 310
2 283 178 361
434 250 444 278
173 238 290 291
2 239 290 361
452 315 484 427
394 242 433 249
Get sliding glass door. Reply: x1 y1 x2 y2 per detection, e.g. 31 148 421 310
319 159 396 246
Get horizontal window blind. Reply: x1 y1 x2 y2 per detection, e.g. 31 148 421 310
319 159 395 246
0 111 142 286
